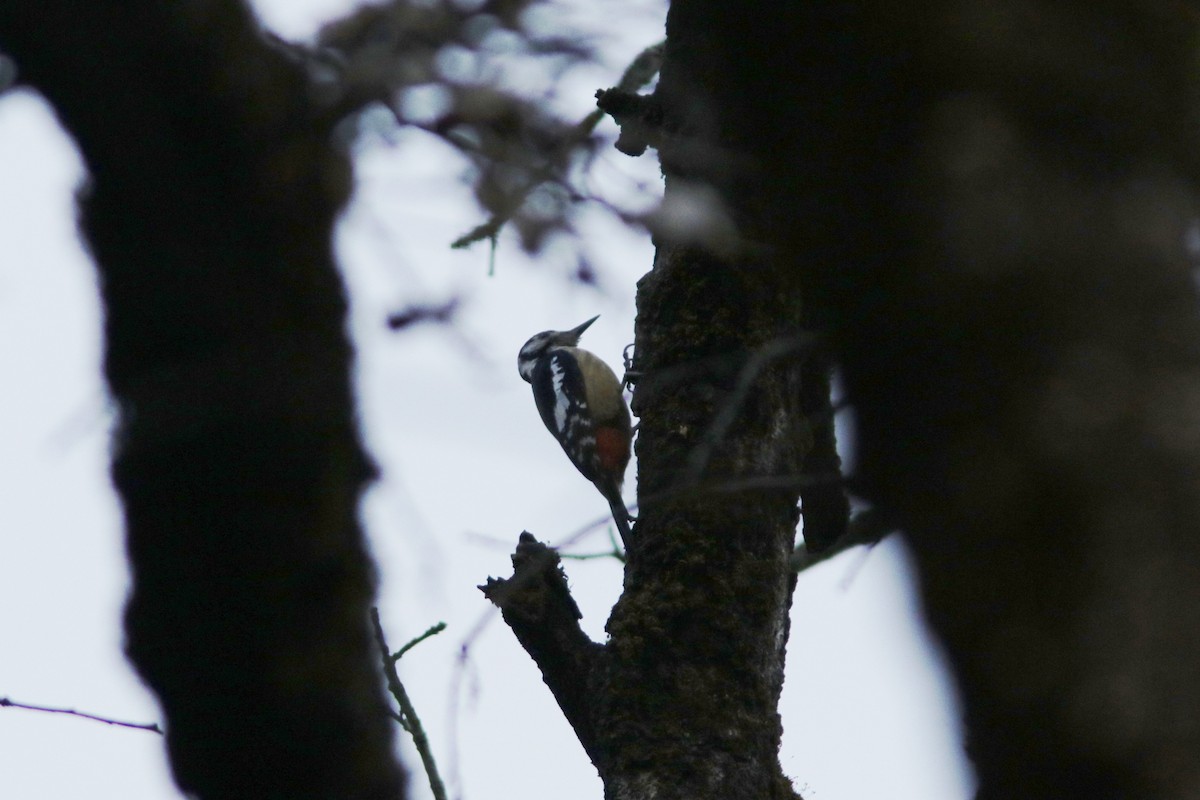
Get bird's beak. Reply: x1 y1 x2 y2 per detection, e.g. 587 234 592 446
562 315 599 344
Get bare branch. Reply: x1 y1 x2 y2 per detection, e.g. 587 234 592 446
386 299 460 331
370 609 448 800
0 696 162 735
790 509 892 574
560 523 627 562
391 621 447 663
479 533 604 763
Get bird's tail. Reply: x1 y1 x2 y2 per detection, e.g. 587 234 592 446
598 480 632 547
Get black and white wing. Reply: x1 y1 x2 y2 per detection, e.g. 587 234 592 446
529 349 599 484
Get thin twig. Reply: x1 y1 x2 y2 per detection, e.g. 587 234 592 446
386 299 460 331
561 547 626 562
560 519 627 562
391 622 447 663
369 608 448 800
790 509 893 573
0 696 162 735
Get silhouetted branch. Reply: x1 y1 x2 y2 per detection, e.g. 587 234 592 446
479 533 603 763
391 621 447 663
0 696 162 735
587 40 665 156
370 609 448 800
386 299 460 331
560 523 627 562
790 509 892 573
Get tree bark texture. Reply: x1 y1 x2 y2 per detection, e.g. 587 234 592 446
0 4 405 799
488 3 830 800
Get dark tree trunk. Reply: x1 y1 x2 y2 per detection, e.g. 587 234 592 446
0 4 405 799
487 3 829 800
824 4 1200 798
854 7 1200 798
493 2 1200 799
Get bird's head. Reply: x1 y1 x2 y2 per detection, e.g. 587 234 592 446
517 315 598 381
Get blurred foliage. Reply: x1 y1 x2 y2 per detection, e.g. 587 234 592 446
268 0 661 255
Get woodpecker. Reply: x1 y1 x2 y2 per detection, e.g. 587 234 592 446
518 316 633 543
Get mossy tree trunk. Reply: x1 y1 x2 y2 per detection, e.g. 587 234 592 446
487 3 830 800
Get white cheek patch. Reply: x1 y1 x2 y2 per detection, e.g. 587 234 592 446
518 335 550 380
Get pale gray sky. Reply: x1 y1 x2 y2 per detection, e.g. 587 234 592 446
0 3 973 798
